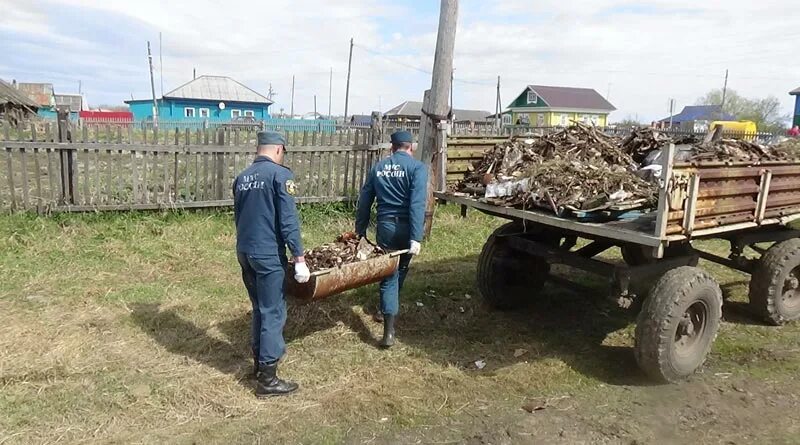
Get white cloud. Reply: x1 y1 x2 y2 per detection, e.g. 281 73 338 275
2 0 798 124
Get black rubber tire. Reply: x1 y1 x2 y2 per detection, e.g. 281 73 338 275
634 266 723 383
622 243 696 267
749 238 800 326
477 222 553 310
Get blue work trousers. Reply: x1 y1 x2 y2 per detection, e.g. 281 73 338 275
237 253 288 365
376 218 413 316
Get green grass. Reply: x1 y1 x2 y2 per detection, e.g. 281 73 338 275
1 205 800 444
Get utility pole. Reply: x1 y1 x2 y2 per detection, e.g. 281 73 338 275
159 32 164 97
720 69 729 119
290 75 295 119
669 99 675 129
78 80 82 95
147 41 159 129
420 0 458 238
328 67 333 120
495 75 501 129
267 83 277 102
193 68 196 80
344 37 354 121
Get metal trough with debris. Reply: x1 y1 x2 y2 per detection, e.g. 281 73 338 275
286 250 408 301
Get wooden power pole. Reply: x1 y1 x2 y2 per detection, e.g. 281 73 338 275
420 0 458 239
720 69 729 120
290 75 295 118
147 41 159 129
344 38 354 121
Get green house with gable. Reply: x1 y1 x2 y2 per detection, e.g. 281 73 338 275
507 85 616 127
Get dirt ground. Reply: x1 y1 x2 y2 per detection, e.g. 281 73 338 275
371 375 800 445
1 206 799 444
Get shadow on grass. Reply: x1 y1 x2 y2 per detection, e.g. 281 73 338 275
129 252 657 388
129 303 252 382
720 281 770 326
337 254 655 387
129 297 376 383
395 256 652 387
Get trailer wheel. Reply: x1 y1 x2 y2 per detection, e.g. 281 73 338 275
749 238 800 325
477 222 555 310
634 266 722 383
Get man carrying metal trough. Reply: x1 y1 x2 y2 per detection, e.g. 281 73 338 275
356 130 428 348
233 131 311 398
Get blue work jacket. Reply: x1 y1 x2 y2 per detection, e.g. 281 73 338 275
233 156 304 257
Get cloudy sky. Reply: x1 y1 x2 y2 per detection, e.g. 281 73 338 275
2 0 798 123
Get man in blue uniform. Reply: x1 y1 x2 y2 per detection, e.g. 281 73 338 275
233 131 310 398
356 130 428 348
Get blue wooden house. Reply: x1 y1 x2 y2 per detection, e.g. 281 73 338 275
126 75 272 121
791 86 800 127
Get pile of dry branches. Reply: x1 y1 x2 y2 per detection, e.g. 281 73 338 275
303 232 385 272
775 138 800 158
456 124 654 214
455 125 791 217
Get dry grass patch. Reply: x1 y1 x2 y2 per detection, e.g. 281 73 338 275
1 206 800 444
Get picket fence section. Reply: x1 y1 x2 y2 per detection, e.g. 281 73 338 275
1 119 380 213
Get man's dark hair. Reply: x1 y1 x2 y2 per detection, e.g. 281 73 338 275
391 142 412 152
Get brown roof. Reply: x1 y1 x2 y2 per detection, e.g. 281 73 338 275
0 79 39 109
528 85 616 111
17 82 54 107
384 101 492 122
791 87 800 95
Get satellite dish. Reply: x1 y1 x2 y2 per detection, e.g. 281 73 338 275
218 102 226 110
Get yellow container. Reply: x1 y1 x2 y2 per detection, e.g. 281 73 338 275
709 120 757 135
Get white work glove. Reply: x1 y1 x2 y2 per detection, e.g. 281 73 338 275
294 261 311 283
409 240 422 256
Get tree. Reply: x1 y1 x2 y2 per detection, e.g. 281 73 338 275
95 104 130 112
696 89 789 133
612 117 646 128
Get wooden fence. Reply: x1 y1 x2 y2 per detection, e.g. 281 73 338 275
1 118 380 213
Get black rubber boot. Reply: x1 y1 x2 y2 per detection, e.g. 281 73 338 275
256 363 299 398
379 314 396 348
252 355 259 379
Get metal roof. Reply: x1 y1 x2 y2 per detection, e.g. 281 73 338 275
0 79 39 109
17 82 54 107
658 105 734 123
791 87 800 95
527 85 616 111
384 101 492 122
164 75 272 104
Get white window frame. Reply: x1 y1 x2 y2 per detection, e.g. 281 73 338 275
537 113 545 127
184 107 195 118
231 109 242 119
198 108 210 118
518 113 530 125
560 114 568 126
527 90 538 104
243 110 255 117
501 114 512 125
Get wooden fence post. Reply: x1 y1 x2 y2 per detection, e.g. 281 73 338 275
370 112 383 144
57 111 76 205
215 129 225 200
